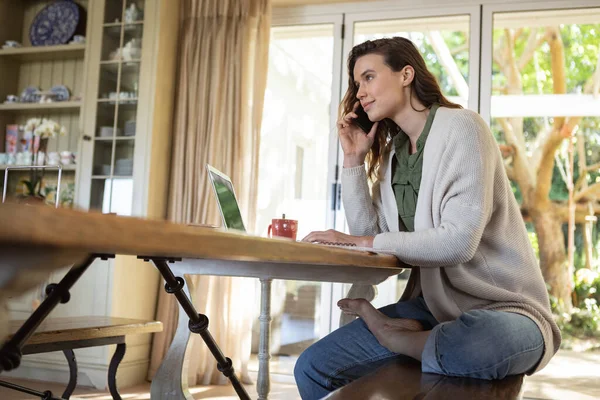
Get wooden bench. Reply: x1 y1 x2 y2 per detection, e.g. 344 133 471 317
323 356 524 400
2 316 162 400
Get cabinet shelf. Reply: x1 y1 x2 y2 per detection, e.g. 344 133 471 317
91 175 133 179
100 60 141 71
95 136 136 141
103 21 144 28
0 101 82 112
97 99 138 104
103 22 144 39
0 44 86 62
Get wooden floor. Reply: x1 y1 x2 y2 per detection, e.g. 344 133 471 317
0 377 300 399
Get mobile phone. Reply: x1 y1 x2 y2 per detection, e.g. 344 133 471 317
354 104 374 134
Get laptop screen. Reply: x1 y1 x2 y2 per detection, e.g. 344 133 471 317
206 166 246 232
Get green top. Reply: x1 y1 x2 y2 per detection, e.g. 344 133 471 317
391 103 439 232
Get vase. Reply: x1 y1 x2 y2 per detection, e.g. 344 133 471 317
35 137 49 165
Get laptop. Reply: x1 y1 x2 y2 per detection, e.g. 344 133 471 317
206 164 247 232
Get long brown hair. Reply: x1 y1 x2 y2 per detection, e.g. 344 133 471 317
341 37 462 180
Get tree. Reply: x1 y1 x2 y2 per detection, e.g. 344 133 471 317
492 25 600 311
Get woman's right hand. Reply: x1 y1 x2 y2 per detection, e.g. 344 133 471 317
338 102 379 168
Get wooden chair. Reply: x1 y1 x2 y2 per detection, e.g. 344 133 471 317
323 356 525 400
2 316 162 400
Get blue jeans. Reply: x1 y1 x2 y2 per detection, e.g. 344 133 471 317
294 297 544 400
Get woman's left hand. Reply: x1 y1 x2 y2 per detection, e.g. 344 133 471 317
302 229 374 248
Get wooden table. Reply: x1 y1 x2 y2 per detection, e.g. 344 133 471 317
0 203 405 400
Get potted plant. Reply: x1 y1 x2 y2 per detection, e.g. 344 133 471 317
19 118 67 204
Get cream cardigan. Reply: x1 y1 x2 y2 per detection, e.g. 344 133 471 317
341 107 560 373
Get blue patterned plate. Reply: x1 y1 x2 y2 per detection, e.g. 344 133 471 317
20 86 41 103
30 1 85 46
50 85 70 101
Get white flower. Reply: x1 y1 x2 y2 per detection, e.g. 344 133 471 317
30 119 67 138
24 118 42 133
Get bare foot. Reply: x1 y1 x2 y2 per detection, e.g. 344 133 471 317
338 298 424 352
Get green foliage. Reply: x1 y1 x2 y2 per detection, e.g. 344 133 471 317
550 161 569 202
493 25 600 94
532 226 600 338
527 230 540 259
551 268 600 339
574 268 600 305
557 299 600 338
570 300 600 336
561 24 600 91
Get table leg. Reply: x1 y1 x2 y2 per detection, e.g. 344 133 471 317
257 278 272 400
0 254 103 372
150 274 194 400
147 258 250 400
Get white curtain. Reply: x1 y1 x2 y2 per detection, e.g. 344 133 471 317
148 0 271 384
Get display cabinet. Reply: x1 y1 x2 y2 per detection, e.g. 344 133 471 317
82 0 144 216
0 0 89 205
1 0 180 389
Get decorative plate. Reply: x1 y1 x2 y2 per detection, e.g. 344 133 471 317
50 85 70 101
20 86 41 103
29 1 82 46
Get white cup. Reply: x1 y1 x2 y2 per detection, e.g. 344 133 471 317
47 152 60 166
60 151 73 165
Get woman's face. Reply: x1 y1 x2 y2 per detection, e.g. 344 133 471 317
352 53 411 122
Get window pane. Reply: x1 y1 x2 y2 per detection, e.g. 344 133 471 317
253 24 335 375
490 9 600 169
110 178 133 216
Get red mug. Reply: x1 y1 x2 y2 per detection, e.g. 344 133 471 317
268 214 298 240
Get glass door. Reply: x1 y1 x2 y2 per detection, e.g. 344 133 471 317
253 15 343 376
87 0 144 215
328 6 481 330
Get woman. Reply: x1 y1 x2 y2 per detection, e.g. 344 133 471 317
296 37 560 399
